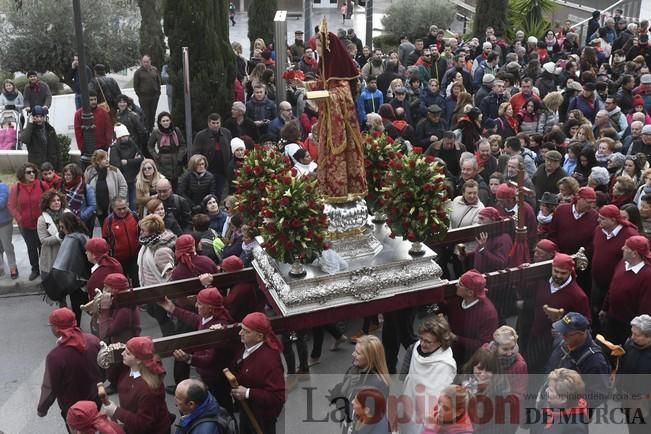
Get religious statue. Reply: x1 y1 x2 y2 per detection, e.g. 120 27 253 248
294 18 367 203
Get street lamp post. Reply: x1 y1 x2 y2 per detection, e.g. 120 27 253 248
365 0 373 49
72 0 96 168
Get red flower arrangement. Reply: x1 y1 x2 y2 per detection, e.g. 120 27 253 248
282 69 305 81
234 145 292 228
383 153 450 242
261 171 328 264
363 132 401 214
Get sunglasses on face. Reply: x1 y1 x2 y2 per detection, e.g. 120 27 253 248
25 170 35 174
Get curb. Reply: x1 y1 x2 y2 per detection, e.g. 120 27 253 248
0 279 43 297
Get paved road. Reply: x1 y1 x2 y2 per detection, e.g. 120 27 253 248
0 291 368 433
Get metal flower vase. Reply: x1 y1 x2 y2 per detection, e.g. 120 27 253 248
371 210 387 224
408 241 426 257
288 257 307 278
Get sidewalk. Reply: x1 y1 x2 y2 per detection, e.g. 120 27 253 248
0 231 44 296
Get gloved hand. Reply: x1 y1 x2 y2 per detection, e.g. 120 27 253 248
100 400 117 417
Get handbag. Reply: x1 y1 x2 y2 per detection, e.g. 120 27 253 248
41 269 73 301
95 78 111 112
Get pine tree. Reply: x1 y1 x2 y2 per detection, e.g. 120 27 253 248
247 0 278 57
138 0 166 67
163 0 235 134
472 0 508 40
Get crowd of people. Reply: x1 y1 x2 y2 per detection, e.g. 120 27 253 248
5 6 651 434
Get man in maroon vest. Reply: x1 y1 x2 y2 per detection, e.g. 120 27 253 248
518 239 560 352
37 308 102 426
525 253 591 372
548 186 599 300
548 187 598 255
600 236 651 344
591 204 639 332
159 287 239 412
444 269 499 367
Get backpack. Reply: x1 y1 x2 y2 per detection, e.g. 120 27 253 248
178 407 238 434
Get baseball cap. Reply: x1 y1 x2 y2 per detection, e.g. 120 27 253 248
552 312 589 334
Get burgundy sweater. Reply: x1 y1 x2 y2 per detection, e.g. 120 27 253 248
530 278 591 337
445 296 499 366
113 366 170 434
496 201 538 249
87 262 124 302
547 204 598 256
171 256 219 308
171 256 219 281
172 306 240 388
603 260 651 323
591 225 638 290
99 305 141 344
233 343 286 425
38 333 102 418
225 281 266 322
473 233 512 273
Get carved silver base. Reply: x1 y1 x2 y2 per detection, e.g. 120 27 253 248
324 199 383 260
253 223 446 317
328 227 383 260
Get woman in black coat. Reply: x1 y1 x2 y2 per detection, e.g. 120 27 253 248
177 154 218 213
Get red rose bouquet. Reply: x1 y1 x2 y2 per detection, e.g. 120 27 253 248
383 152 450 242
260 170 328 264
234 145 292 228
282 69 305 81
363 132 401 215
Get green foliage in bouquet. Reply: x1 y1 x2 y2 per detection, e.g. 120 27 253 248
363 132 401 215
234 145 292 228
260 172 328 264
383 152 450 242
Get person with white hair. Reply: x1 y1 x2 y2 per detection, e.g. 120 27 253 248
617 314 651 434
587 166 610 191
222 100 260 142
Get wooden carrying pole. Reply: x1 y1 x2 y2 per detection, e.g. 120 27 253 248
113 269 256 308
223 368 263 434
113 219 517 308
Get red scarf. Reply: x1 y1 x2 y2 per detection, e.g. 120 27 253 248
65 175 83 190
504 115 519 132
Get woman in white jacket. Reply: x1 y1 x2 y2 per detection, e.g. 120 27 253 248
397 315 457 434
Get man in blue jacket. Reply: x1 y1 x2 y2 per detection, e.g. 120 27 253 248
356 76 383 126
175 378 234 434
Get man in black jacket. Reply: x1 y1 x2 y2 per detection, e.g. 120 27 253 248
586 10 602 45
191 113 233 199
21 105 60 170
155 178 192 232
223 101 259 143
